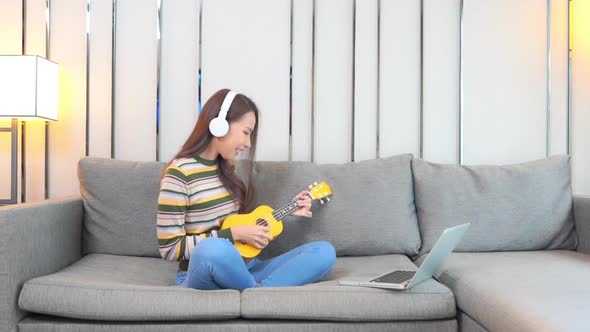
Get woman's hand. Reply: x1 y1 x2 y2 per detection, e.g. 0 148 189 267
230 225 273 249
291 190 312 218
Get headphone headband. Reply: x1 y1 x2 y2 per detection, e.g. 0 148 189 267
219 90 237 118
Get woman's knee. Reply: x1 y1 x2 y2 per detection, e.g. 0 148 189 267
190 237 236 262
311 241 336 270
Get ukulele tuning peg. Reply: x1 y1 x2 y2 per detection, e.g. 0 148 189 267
320 199 324 205
308 184 313 189
326 197 331 202
314 182 318 185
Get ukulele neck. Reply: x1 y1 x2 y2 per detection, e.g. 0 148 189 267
271 193 313 220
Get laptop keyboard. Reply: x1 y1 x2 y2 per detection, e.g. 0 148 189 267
370 270 416 284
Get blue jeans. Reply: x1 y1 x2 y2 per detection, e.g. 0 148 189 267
175 237 336 291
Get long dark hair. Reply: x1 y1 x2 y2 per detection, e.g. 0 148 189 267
163 89 259 213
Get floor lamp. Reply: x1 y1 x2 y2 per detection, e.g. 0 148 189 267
0 55 58 205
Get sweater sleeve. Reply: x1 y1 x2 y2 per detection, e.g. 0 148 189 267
156 165 234 262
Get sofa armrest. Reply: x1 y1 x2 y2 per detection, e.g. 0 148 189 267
574 195 590 255
0 196 83 332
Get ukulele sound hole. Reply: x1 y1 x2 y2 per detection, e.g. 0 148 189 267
256 218 269 227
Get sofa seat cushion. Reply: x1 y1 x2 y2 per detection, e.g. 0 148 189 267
18 254 241 321
423 250 590 332
241 254 456 321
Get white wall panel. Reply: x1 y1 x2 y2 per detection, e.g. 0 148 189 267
314 0 353 164
48 0 87 198
88 0 113 158
24 0 48 202
24 0 47 56
549 0 569 156
463 0 548 165
201 0 290 162
113 0 158 161
22 121 45 202
572 0 590 195
291 0 313 162
423 0 460 164
158 0 199 162
0 0 22 54
354 0 378 162
379 0 421 159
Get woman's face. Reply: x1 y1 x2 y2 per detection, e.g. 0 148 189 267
214 111 256 161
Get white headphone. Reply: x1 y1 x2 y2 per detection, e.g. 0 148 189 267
209 90 238 137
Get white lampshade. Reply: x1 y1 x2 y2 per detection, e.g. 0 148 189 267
0 55 58 121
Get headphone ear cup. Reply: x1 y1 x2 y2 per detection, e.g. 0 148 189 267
209 117 230 137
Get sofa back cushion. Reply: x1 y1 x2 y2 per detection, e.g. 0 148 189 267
252 154 421 258
411 155 578 255
79 154 421 258
79 157 165 257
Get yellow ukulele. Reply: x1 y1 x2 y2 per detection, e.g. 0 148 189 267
220 181 333 258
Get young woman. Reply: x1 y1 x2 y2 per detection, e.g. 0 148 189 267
157 89 336 291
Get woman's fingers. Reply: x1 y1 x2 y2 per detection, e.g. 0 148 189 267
251 236 268 249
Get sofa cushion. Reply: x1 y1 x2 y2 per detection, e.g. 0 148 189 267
419 250 590 332
412 156 577 255
241 254 455 321
18 254 241 321
79 157 166 257
252 154 421 258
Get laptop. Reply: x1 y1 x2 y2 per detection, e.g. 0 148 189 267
339 223 470 290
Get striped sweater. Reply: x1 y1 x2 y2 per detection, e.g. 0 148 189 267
157 155 240 269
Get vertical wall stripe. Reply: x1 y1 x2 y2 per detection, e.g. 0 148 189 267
459 0 464 165
379 0 421 159
291 0 313 162
48 0 88 198
546 0 552 157
351 0 356 162
85 0 90 156
21 0 26 203
23 0 48 203
158 0 199 162
376 0 380 159
567 0 571 156
548 0 568 156
87 0 113 158
198 0 202 113
44 0 49 199
110 0 116 158
22 0 27 53
112 0 157 162
313 0 354 164
422 0 460 164
156 0 161 161
289 0 294 161
311 0 316 163
353 0 378 162
419 0 424 159
0 0 23 54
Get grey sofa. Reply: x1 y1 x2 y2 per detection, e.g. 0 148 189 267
1 154 589 332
